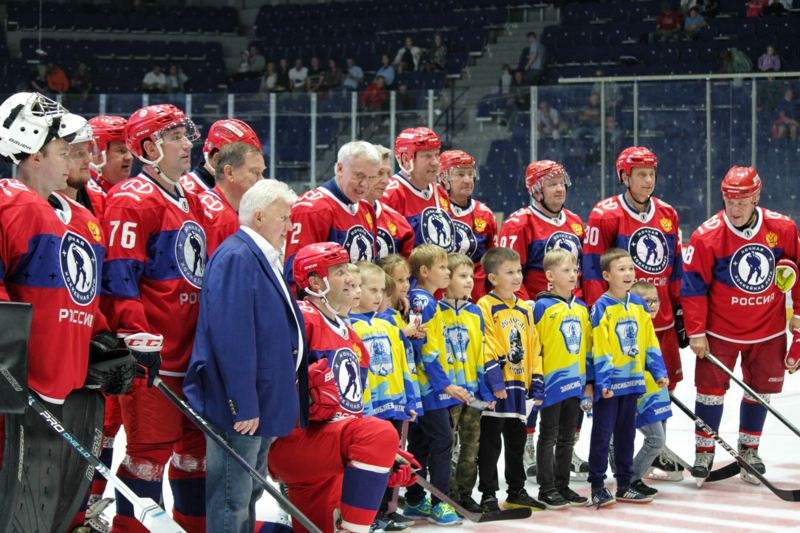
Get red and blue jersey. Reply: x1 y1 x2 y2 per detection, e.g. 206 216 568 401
680 207 800 343
85 171 107 225
180 165 214 195
374 200 414 260
498 205 586 301
285 179 377 289
196 186 239 257
450 198 498 302
299 300 370 420
100 172 207 375
382 173 456 252
584 195 682 331
0 181 108 403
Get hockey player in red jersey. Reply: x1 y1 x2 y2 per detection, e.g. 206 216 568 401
57 114 100 214
367 145 415 259
197 141 266 255
438 149 497 301
681 166 800 483
496 159 588 480
284 141 381 292
87 115 133 222
101 104 208 533
382 128 456 253
583 148 685 390
269 243 418 533
181 118 261 194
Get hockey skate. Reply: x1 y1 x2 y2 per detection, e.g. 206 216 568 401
644 449 685 482
738 444 766 486
692 451 715 488
334 509 385 533
523 433 537 479
451 430 460 469
608 435 616 475
71 498 114 533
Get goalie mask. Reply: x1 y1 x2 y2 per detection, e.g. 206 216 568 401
0 92 70 164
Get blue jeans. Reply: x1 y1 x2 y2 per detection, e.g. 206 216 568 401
632 420 667 482
206 431 274 533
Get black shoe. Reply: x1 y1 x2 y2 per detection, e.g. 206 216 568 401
384 512 413 526
588 487 616 509
481 494 500 513
559 486 589 506
615 485 653 503
538 489 569 510
503 489 546 511
632 479 659 497
459 495 482 513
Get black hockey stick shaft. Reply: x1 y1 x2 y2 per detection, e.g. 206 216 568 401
153 377 323 533
669 392 800 502
704 352 800 439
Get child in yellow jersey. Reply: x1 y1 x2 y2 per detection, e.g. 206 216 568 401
349 262 420 527
339 263 363 327
377 254 423 340
628 281 672 497
587 249 668 508
476 247 545 512
532 248 592 509
440 253 496 514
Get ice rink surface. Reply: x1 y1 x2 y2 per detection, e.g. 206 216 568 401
101 345 800 532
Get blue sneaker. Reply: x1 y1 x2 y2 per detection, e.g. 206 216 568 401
402 498 432 520
427 502 463 526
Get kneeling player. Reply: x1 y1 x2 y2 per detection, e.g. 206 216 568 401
269 243 418 533
681 166 800 483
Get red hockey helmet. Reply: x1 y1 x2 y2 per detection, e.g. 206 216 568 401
395 127 441 172
438 150 478 183
525 160 570 196
293 242 351 296
721 166 761 200
203 119 262 158
616 147 657 183
125 104 199 166
89 116 127 173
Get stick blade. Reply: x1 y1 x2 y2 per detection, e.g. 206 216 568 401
137 498 187 533
477 508 533 522
706 462 739 483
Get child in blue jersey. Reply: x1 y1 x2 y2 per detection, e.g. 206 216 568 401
587 248 668 508
628 281 671 497
440 253 496 514
404 245 469 525
476 247 545 512
377 255 418 336
350 261 420 530
532 248 592 509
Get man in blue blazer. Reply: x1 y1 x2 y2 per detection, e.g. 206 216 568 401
184 178 308 533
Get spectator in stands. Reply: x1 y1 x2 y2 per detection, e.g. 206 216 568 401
501 70 530 128
523 32 545 85
165 65 188 94
747 0 769 16
249 44 267 78
776 88 798 141
289 59 308 93
375 54 395 87
699 0 720 17
142 64 167 93
340 56 364 93
763 0 788 15
45 61 69 95
260 62 277 93
394 36 421 73
720 48 753 73
68 61 93 99
397 82 416 111
30 63 49 93
758 79 786 111
676 7 707 41
536 100 569 140
306 56 325 92
362 76 389 128
571 93 603 142
759 45 781 71
276 58 291 92
649 1 682 43
591 70 623 108
421 33 448 73
604 114 623 148
680 0 698 15
500 64 512 95
322 58 345 93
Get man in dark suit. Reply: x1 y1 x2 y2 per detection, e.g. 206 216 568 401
183 178 307 533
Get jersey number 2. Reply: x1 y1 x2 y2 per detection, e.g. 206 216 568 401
290 223 302 244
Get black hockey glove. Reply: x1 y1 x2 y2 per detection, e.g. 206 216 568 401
673 305 690 349
85 331 136 396
124 333 163 388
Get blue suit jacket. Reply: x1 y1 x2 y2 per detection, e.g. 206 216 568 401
183 228 309 437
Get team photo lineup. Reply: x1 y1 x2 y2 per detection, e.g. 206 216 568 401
0 89 799 533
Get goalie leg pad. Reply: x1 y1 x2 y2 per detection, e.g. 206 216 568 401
0 302 33 415
0 389 104 533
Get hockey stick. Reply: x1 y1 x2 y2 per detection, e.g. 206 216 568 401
669 392 800 502
386 419 409 514
153 377 323 533
704 352 800 439
706 461 741 483
27 395 186 533
395 455 533 522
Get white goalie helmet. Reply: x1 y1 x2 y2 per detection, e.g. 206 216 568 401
0 92 70 164
61 113 99 156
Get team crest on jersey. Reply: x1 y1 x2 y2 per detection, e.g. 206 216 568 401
420 207 455 251
366 336 393 377
175 221 207 288
730 243 775 294
766 232 778 248
628 227 669 275
446 324 470 364
507 325 525 366
439 197 449 210
387 221 397 236
365 213 373 229
59 231 98 306
411 294 428 313
474 217 487 232
344 225 374 262
571 223 583 237
614 316 640 358
660 218 673 233
559 317 582 355
376 227 396 258
87 222 101 242
453 220 478 257
332 347 363 412
545 232 583 273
